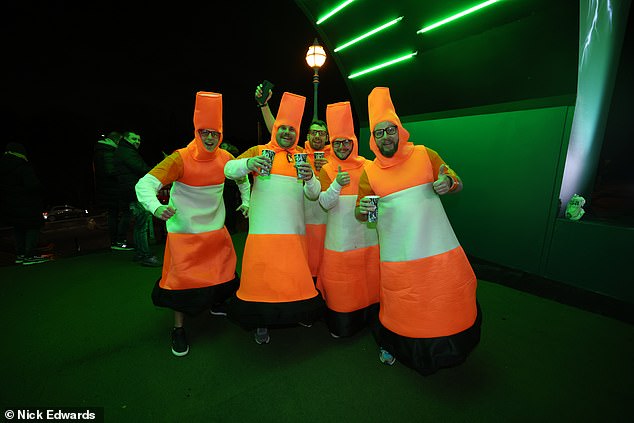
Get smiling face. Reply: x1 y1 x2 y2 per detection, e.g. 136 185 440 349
373 121 399 158
276 125 297 149
198 129 221 152
332 138 353 160
307 122 328 151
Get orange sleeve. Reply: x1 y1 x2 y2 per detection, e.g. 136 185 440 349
148 152 184 185
355 169 375 206
426 147 460 182
318 167 333 192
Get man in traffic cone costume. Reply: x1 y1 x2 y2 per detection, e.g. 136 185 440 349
355 87 481 375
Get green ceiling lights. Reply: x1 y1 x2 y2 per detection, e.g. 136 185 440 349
417 0 501 34
334 16 404 52
348 51 418 79
316 0 355 25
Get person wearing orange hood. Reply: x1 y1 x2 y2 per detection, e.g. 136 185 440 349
135 91 250 357
355 87 481 375
224 92 325 345
255 83 331 282
316 101 380 338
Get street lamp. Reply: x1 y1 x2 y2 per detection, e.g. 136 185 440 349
305 38 327 121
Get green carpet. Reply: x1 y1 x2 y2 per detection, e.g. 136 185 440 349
1 233 632 422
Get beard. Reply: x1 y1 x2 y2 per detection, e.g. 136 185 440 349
378 141 398 157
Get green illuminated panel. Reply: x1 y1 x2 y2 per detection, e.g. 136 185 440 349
334 16 404 53
348 52 418 79
417 0 501 34
317 0 355 25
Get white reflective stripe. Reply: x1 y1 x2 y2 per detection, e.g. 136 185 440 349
304 196 328 224
378 183 459 262
249 174 306 235
325 195 378 252
166 182 225 234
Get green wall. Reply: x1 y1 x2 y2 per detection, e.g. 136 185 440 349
359 103 634 304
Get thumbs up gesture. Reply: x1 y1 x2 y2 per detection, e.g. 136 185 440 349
433 164 452 195
335 165 350 187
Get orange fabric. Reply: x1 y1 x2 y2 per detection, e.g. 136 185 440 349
365 145 433 196
306 224 326 277
266 92 306 154
149 152 185 186
367 87 415 169
159 229 237 290
178 145 233 186
355 146 459 204
237 234 318 302
379 246 477 338
192 91 223 160
237 145 304 178
317 245 380 313
325 102 365 172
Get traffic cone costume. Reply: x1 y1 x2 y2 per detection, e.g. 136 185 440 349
358 87 481 375
317 101 380 337
303 140 331 278
135 91 246 315
224 92 324 329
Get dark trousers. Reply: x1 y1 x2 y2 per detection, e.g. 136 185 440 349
13 224 41 257
128 201 152 257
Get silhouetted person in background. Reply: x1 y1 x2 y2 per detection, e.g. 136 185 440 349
0 142 50 265
93 131 133 250
113 131 161 267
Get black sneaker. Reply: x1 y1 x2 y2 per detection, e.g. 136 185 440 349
254 327 270 344
140 256 162 267
22 256 51 266
171 327 189 357
209 303 227 317
111 241 134 251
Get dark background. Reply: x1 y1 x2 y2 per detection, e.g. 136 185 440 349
3 0 351 208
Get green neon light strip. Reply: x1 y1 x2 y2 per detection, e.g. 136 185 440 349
417 0 501 34
334 16 404 53
317 0 355 25
348 52 418 79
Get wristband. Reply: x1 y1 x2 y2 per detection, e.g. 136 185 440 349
257 103 268 108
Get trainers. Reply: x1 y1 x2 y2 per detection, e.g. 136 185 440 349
379 348 396 365
140 256 162 267
330 332 341 339
111 241 134 251
22 256 51 266
171 327 189 356
209 303 227 316
15 255 25 264
298 321 313 328
254 327 270 344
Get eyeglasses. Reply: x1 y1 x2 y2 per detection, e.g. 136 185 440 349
199 129 221 138
372 126 398 139
309 130 327 137
332 139 352 148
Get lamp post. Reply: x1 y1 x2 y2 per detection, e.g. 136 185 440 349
305 38 327 121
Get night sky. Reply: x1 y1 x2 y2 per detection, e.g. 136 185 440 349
3 0 350 208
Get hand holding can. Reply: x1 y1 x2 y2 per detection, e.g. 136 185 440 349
260 149 275 176
294 153 308 178
363 195 380 223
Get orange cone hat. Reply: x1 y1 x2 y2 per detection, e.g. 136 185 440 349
367 87 413 168
268 92 306 151
190 91 223 159
326 101 364 170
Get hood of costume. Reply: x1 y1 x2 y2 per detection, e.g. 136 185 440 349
326 101 364 171
189 91 223 161
367 87 414 169
264 92 305 154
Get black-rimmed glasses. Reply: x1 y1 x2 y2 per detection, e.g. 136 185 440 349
372 126 397 139
332 140 352 148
